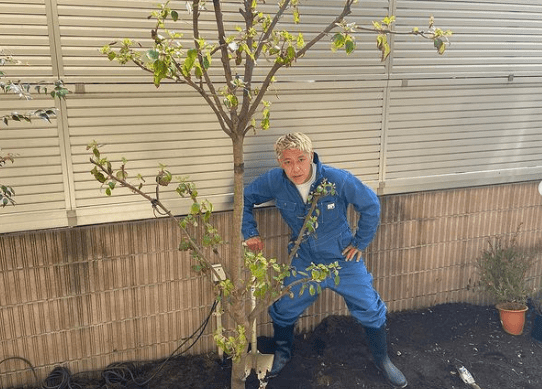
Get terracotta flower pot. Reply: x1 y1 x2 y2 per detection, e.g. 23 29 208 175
496 302 528 335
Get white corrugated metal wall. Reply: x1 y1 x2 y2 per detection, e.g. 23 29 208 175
1 0 542 233
385 0 542 193
0 0 71 232
2 2 542 385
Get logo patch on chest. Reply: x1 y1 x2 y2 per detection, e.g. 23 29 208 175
327 203 336 210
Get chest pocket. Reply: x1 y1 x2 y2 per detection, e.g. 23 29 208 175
275 200 303 228
317 198 346 226
276 200 298 212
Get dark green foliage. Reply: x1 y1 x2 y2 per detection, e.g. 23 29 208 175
476 226 535 305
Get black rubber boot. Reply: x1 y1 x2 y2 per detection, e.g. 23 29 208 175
365 324 408 388
268 322 295 378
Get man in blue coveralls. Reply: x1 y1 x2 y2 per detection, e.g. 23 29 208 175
242 133 407 388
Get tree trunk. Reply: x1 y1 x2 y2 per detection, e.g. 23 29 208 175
231 133 245 293
231 353 248 389
230 132 249 389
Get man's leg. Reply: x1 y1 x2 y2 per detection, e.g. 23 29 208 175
267 321 295 377
331 260 407 388
268 264 320 377
365 324 408 388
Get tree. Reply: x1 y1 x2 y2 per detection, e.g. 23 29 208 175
0 49 69 206
96 1 451 388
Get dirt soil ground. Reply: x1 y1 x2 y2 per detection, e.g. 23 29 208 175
33 303 542 389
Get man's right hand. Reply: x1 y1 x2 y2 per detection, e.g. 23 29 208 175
245 236 264 252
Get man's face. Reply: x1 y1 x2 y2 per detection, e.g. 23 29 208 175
278 148 313 185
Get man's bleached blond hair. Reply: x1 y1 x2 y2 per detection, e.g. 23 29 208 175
274 132 313 160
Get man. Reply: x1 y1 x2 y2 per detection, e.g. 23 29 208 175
242 133 407 388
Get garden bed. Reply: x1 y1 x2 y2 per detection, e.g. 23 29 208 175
35 303 542 389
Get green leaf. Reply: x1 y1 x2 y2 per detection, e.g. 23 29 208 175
95 172 107 183
240 43 254 61
286 46 296 63
190 202 201 215
261 117 269 130
434 38 447 54
224 94 239 109
147 49 160 61
376 34 390 61
171 10 179 21
193 63 202 78
297 33 305 49
333 33 345 50
345 39 355 55
153 60 168 86
382 16 396 26
183 49 198 76
202 53 211 69
293 10 300 24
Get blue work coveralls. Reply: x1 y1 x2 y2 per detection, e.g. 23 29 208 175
242 152 387 329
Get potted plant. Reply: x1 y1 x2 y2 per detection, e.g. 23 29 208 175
475 225 535 335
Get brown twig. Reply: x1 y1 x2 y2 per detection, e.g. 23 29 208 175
89 157 227 283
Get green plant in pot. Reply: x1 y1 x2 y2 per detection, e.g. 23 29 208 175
475 225 535 335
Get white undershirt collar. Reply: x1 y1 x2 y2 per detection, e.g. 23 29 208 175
295 163 317 203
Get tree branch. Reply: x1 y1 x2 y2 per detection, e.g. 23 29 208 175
210 0 241 134
254 0 291 61
193 0 234 134
243 61 282 134
296 0 354 59
243 0 354 134
239 0 257 129
89 157 227 283
288 194 321 261
212 0 235 89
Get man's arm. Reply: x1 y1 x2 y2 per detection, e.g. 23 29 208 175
242 172 275 250
343 172 381 252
